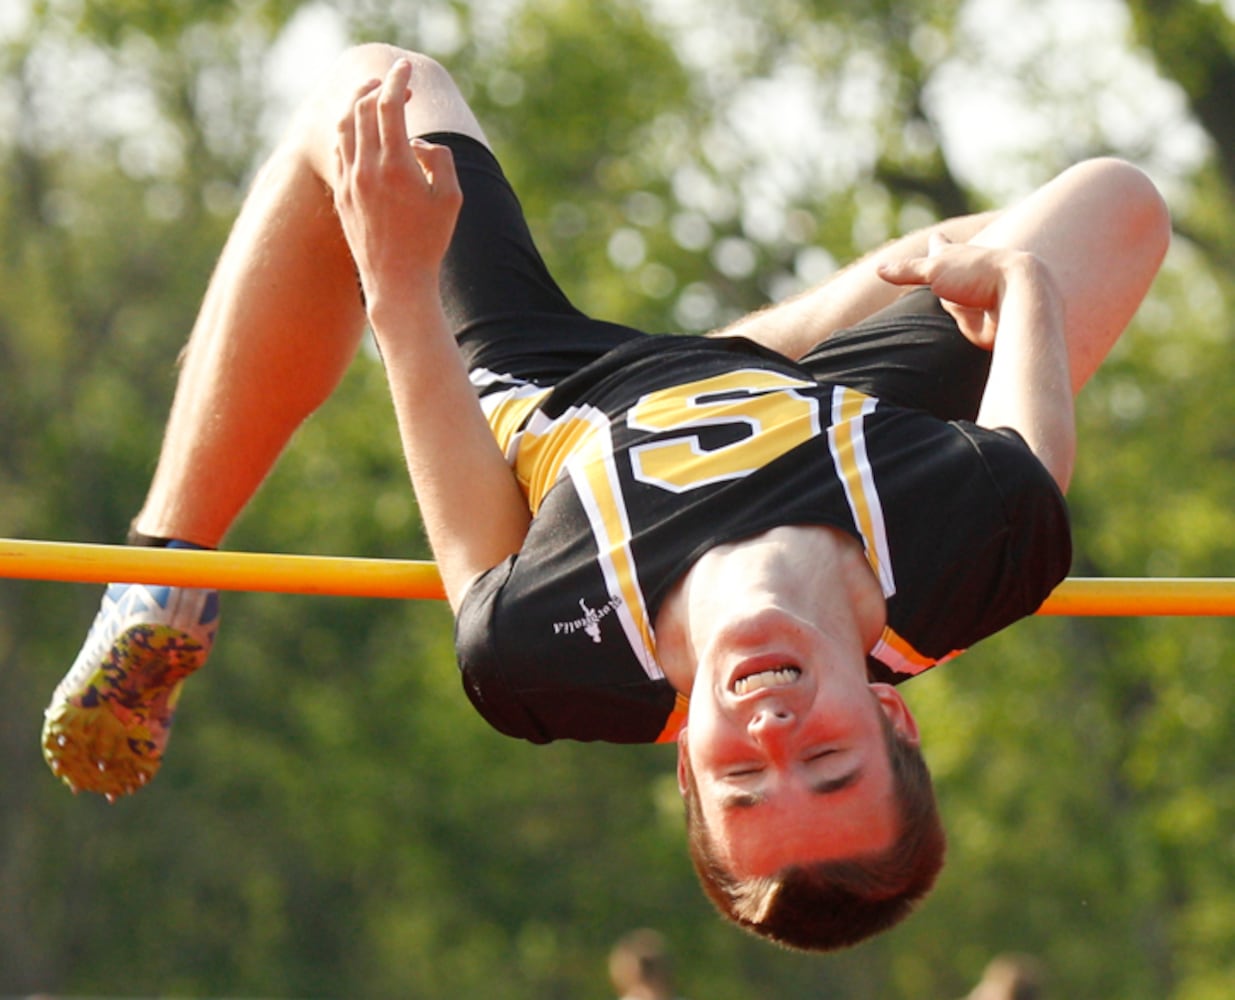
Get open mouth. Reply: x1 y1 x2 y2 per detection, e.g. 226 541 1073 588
732 664 801 696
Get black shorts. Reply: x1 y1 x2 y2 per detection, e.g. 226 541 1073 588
429 132 991 424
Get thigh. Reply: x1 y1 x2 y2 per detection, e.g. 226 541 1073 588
968 157 1169 391
430 133 647 386
799 288 992 422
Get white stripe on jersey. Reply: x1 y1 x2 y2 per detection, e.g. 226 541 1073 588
566 416 664 681
828 386 896 599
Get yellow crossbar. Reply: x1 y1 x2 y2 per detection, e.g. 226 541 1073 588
1037 577 1235 617
1 538 1234 616
0 538 446 601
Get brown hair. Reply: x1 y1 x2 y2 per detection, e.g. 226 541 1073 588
681 707 945 952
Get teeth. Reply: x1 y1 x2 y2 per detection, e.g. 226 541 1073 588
734 665 800 695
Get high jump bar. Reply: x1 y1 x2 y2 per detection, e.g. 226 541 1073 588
1 537 1235 616
0 538 446 601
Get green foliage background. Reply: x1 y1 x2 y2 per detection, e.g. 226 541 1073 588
3 0 1235 996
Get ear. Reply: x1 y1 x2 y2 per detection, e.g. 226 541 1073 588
675 727 691 797
870 683 920 747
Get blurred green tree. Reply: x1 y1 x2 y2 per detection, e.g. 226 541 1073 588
3 0 1235 997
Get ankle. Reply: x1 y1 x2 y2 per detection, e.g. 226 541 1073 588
126 528 213 551
127 528 171 547
125 518 214 550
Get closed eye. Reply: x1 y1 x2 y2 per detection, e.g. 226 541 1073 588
720 766 863 810
728 749 833 779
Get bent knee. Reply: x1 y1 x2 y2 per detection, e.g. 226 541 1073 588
288 44 482 175
324 45 483 142
328 44 455 92
1068 157 1172 261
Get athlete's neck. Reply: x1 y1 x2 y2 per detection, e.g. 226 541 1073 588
654 524 886 694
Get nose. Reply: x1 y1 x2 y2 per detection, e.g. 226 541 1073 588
747 704 796 756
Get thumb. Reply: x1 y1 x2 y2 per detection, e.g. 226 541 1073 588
927 231 953 257
411 139 461 198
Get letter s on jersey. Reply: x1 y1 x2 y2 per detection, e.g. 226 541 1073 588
626 370 821 493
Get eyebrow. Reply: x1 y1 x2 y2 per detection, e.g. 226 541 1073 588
720 767 864 811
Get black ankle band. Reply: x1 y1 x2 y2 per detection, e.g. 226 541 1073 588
126 529 210 551
127 528 174 547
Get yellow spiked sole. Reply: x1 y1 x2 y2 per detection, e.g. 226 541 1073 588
42 624 205 800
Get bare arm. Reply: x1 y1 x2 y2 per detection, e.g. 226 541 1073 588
878 236 1075 491
334 60 530 609
711 211 999 359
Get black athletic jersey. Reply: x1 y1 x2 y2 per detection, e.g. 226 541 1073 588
454 334 1071 745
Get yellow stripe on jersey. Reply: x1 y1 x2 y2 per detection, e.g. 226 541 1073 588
479 384 601 514
655 691 690 744
516 408 607 512
828 386 896 598
481 384 550 466
485 387 663 679
571 423 663 679
871 625 960 677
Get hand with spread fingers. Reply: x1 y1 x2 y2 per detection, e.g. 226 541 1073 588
333 58 462 317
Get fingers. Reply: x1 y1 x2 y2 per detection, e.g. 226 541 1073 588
410 139 462 201
336 79 378 166
337 61 433 189
335 77 380 190
377 58 413 154
879 233 961 286
335 59 461 205
876 255 929 287
878 239 996 293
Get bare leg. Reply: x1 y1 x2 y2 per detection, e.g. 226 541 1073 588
966 157 1170 392
44 46 491 800
719 158 1170 392
135 44 488 546
712 212 997 360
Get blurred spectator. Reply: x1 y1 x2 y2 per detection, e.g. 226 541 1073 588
609 928 684 1000
965 953 1047 1000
